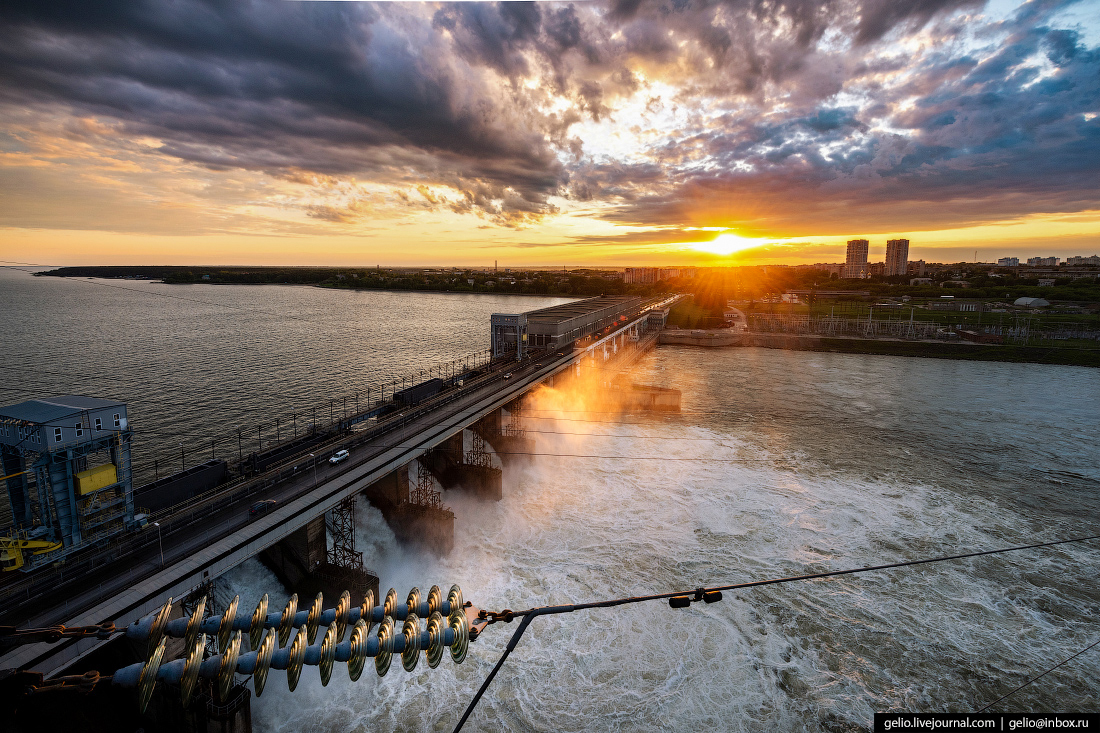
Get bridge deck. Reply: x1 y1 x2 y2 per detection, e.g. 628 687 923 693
1 302 675 676
0 346 581 675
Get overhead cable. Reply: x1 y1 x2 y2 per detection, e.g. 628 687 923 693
453 533 1100 732
975 636 1100 712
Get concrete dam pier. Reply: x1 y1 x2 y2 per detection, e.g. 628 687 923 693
259 513 380 606
362 463 456 556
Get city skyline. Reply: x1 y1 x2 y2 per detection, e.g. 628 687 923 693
1 0 1099 267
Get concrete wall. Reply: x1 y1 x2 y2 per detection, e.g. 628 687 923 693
133 460 227 513
361 466 408 512
388 504 454 556
617 385 681 412
658 330 830 350
658 330 742 347
260 515 326 590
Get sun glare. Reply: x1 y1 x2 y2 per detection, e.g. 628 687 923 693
692 233 763 256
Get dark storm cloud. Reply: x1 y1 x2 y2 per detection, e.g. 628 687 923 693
0 0 564 225
0 0 1097 236
854 0 984 43
582 1 1100 234
432 2 543 78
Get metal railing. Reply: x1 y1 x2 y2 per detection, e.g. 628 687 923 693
0 351 551 623
128 349 496 487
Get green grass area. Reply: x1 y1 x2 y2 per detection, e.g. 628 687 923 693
742 300 1100 330
666 300 723 328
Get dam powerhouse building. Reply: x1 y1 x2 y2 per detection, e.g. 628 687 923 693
490 295 642 359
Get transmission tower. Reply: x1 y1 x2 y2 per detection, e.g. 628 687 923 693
504 402 527 439
409 461 444 509
327 496 365 573
465 433 494 470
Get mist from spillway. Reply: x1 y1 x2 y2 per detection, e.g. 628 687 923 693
217 346 1100 732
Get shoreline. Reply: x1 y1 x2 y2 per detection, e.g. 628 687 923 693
658 329 1100 368
35 269 603 300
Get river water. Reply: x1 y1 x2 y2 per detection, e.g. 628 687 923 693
0 267 571 486
2 268 1099 728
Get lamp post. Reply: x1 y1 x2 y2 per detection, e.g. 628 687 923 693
153 521 164 568
309 453 318 487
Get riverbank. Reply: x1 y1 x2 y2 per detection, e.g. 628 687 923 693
658 329 1100 367
35 265 654 300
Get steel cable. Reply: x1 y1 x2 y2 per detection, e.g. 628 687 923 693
974 636 1100 712
454 533 1100 732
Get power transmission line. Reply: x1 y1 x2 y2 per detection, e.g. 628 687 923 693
454 533 1100 732
975 637 1100 712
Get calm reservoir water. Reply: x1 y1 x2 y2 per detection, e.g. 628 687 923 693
0 268 571 486
2 267 1098 729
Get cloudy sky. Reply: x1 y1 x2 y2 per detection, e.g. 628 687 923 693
1 0 1098 266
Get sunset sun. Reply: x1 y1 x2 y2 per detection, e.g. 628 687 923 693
692 233 765 256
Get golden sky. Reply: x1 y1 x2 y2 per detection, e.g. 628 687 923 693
1 0 1098 267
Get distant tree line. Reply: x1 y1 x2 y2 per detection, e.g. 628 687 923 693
38 264 1100 312
40 265 660 298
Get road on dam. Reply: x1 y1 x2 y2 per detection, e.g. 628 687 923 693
0 346 577 676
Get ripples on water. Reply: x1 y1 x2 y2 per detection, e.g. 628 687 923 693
3 269 1098 728
235 348 1099 732
0 269 571 484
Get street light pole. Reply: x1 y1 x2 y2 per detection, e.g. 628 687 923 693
309 453 318 487
154 521 164 567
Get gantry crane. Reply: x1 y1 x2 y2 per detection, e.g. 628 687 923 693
1 535 62 572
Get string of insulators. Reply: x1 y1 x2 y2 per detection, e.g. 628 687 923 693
127 584 460 652
113 585 470 713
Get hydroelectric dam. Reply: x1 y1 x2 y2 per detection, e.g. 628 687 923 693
0 294 682 725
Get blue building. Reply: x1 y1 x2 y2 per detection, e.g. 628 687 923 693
1 395 136 569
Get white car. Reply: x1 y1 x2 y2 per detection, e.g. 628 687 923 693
329 449 350 465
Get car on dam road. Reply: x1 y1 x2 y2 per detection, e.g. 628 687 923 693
329 449 350 465
249 499 277 518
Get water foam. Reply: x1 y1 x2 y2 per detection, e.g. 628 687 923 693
238 347 1100 731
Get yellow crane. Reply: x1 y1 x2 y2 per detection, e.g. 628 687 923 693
1 535 62 572
0 469 61 570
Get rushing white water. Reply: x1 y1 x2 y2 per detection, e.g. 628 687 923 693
218 347 1100 731
4 269 1096 728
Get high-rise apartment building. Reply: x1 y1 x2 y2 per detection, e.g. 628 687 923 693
843 239 869 279
623 267 658 284
997 257 1019 267
885 238 909 276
